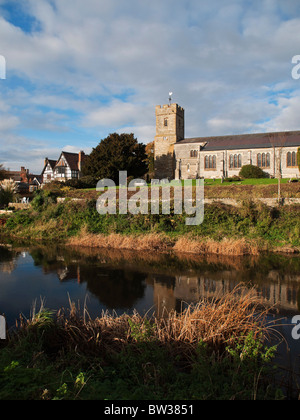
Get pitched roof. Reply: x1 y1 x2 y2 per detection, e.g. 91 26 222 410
55 151 88 171
60 152 80 171
47 159 57 169
178 130 300 151
41 158 57 176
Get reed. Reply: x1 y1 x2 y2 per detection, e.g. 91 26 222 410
3 285 283 400
68 227 263 256
15 285 275 360
68 227 172 251
173 236 262 256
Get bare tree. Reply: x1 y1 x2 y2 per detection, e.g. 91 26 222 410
269 133 287 203
0 164 6 181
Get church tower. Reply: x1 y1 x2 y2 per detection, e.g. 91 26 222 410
154 103 185 179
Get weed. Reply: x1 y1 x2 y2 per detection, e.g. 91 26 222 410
0 287 283 400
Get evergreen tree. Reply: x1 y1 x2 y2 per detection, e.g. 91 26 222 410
82 133 148 184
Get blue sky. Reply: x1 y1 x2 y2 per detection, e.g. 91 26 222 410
1 0 300 173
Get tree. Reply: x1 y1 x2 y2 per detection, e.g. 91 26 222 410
269 133 287 203
82 133 148 184
0 164 6 181
145 141 155 180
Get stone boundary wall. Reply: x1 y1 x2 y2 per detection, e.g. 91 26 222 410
56 197 300 207
6 197 300 211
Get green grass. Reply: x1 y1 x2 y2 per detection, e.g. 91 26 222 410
1 194 300 250
66 178 295 192
204 178 291 186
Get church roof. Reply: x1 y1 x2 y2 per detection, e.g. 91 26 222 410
178 130 300 151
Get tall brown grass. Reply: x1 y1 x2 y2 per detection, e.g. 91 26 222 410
173 237 262 256
68 226 172 252
17 285 277 361
68 226 263 256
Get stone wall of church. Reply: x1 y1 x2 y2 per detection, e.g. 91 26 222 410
174 144 299 179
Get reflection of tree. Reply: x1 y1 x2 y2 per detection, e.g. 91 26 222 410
0 246 17 273
81 267 147 309
29 247 147 309
27 245 300 313
30 249 60 271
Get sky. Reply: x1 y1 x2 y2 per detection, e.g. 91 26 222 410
1 0 300 173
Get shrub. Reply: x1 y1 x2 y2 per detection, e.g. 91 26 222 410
239 165 267 179
65 176 98 189
224 176 241 182
31 190 59 211
0 180 15 208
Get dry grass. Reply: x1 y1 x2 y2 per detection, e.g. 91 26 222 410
173 237 262 256
17 285 277 362
68 226 172 251
68 226 264 256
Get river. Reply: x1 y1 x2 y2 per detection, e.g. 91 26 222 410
0 243 300 391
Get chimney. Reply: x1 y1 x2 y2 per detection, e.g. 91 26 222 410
78 151 85 171
20 167 29 183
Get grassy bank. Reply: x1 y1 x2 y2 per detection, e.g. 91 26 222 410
0 287 283 400
60 181 300 201
1 193 300 255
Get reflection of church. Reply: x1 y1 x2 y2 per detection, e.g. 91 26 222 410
152 274 300 315
52 261 300 315
26 246 300 316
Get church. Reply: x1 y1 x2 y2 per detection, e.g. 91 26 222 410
154 103 300 180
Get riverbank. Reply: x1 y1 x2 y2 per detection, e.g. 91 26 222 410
0 195 299 256
0 286 284 400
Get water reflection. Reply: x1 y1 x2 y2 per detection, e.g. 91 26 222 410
1 244 300 326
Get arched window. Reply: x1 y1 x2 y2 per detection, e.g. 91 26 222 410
213 156 216 169
164 118 168 127
205 156 209 169
287 151 297 167
205 155 217 170
238 154 242 168
234 154 238 168
257 152 270 168
190 150 198 158
229 154 242 169
257 153 262 168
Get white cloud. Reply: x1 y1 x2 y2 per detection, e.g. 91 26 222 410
1 0 300 171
